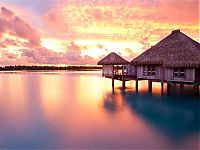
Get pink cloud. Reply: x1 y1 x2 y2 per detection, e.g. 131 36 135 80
0 6 99 65
1 6 14 18
0 6 41 47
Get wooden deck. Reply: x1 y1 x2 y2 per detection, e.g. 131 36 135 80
103 74 199 96
105 74 200 85
105 75 137 81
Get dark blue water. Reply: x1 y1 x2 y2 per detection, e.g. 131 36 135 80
0 71 199 149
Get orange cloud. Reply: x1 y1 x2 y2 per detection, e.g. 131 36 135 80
43 0 199 42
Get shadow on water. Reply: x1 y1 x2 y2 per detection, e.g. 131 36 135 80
103 85 200 142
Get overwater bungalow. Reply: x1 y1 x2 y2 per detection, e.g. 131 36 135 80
131 29 200 83
98 29 200 94
131 29 200 92
98 52 132 77
98 52 136 88
98 52 135 88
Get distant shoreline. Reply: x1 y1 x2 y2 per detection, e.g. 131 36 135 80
0 65 102 71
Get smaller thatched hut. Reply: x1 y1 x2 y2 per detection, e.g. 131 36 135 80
98 52 130 78
131 29 200 84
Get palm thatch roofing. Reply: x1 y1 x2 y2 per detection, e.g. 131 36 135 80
131 29 200 68
98 52 129 65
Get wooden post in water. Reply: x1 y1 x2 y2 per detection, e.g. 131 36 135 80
194 85 199 96
112 79 114 88
122 65 124 77
122 65 125 89
167 83 171 93
112 65 114 88
122 80 126 89
112 85 115 94
148 80 152 92
161 81 164 94
136 79 138 92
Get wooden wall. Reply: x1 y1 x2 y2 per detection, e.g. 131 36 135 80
155 66 162 79
136 66 143 78
126 64 136 75
135 65 196 82
136 65 162 80
102 65 113 77
164 68 195 82
164 68 174 80
185 68 195 81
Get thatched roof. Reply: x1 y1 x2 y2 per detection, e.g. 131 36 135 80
98 52 129 65
131 29 200 68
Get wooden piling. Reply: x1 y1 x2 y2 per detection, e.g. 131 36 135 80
167 83 171 93
161 82 164 94
112 86 115 94
122 80 126 89
112 78 114 88
112 64 115 88
148 80 152 92
136 79 138 92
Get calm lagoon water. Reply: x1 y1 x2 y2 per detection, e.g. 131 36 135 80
0 71 199 149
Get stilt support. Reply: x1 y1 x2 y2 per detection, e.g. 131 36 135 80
167 83 171 93
112 86 115 94
148 80 152 92
136 79 138 92
112 78 114 88
122 80 126 89
161 82 164 94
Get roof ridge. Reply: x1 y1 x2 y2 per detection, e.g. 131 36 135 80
98 52 129 65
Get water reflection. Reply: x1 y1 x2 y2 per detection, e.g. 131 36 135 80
103 86 200 146
104 88 125 111
0 71 199 149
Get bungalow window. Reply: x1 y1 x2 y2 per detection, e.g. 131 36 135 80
143 65 155 76
148 66 155 76
143 66 148 76
174 68 185 78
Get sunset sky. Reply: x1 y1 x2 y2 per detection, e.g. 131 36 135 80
0 0 199 66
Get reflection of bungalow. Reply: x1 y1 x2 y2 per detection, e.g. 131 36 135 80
124 91 200 140
98 30 200 94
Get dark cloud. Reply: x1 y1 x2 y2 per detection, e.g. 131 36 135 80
1 6 14 18
21 49 36 59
